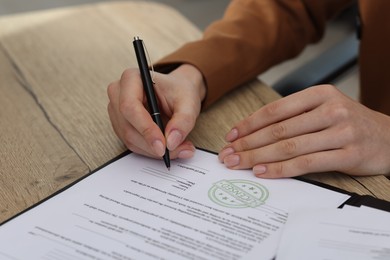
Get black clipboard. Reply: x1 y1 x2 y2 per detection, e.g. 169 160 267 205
295 176 390 211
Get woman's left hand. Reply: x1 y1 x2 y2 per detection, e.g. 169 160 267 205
218 85 390 178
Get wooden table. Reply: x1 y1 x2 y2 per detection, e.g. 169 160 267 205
1 2 389 223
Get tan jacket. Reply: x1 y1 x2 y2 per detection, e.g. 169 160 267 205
156 0 390 115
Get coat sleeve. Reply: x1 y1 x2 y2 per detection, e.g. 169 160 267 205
155 0 354 108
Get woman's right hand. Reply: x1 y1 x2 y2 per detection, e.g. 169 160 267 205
107 64 206 160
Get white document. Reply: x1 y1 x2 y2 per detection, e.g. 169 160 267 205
276 207 390 260
0 149 349 260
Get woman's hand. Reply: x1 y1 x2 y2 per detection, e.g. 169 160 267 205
219 85 390 178
107 64 206 159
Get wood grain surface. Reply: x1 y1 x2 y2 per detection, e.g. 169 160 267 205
0 2 389 223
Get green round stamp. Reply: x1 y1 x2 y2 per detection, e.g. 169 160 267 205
208 179 269 208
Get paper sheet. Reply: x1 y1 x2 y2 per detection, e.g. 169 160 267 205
276 206 390 260
0 149 349 260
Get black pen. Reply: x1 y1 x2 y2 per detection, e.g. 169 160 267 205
133 36 170 170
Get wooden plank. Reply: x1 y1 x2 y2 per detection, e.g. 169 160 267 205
0 47 88 223
0 2 202 170
353 176 390 201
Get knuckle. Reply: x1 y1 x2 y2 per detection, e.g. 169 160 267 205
121 68 136 78
107 102 113 115
280 139 297 155
271 123 287 141
340 125 357 142
245 150 257 167
122 129 136 148
107 82 117 100
181 112 197 126
123 139 133 150
272 162 285 178
296 156 313 171
120 68 138 85
172 111 197 133
324 102 350 122
333 105 350 120
140 126 155 140
118 100 136 116
236 118 253 134
118 101 129 115
235 138 251 151
313 84 338 97
322 84 338 93
263 101 280 117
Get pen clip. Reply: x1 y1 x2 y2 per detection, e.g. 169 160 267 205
141 39 156 85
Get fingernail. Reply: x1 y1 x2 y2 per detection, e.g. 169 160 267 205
218 147 235 162
178 149 195 159
226 128 239 142
224 154 240 167
152 140 165 157
167 130 183 150
254 165 267 175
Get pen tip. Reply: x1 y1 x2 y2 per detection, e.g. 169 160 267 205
167 167 170 171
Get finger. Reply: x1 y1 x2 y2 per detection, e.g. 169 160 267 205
224 106 332 154
108 79 155 156
120 125 196 160
170 140 196 159
226 85 336 142
107 101 120 138
107 81 124 140
221 126 348 169
252 149 351 178
118 69 166 157
165 97 200 151
107 83 118 133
